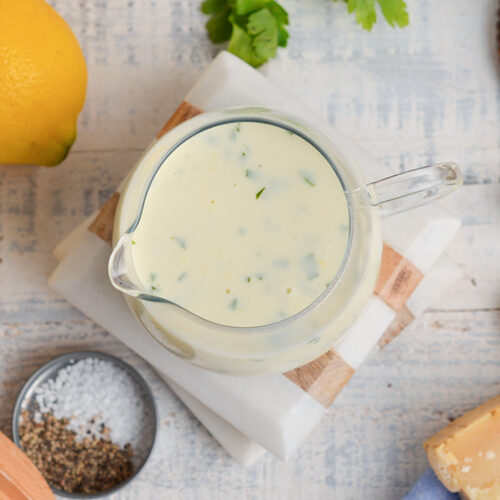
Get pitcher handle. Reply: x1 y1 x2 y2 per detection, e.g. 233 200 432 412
364 162 462 217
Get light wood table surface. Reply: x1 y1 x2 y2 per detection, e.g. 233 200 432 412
1 1 499 498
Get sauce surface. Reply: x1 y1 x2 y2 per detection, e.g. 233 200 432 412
130 121 349 327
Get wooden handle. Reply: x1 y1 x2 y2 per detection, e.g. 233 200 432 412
0 431 54 500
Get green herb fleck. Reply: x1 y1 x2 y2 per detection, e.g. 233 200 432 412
151 285 157 291
178 272 187 281
300 171 316 187
132 240 136 245
302 253 319 280
229 298 238 310
173 237 186 249
230 123 241 140
256 187 266 199
242 151 247 157
247 276 251 282
257 274 264 281
245 169 250 177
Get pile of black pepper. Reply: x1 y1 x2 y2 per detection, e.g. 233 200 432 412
19 410 134 495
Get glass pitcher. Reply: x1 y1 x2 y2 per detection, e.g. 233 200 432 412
109 108 461 375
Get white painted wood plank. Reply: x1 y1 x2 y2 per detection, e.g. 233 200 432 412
1 0 498 497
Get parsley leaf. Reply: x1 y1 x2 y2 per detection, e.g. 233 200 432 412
203 1 233 43
334 0 408 31
235 0 270 16
201 0 227 14
247 9 279 61
228 21 265 67
347 0 377 31
268 1 289 47
377 0 409 28
201 0 289 67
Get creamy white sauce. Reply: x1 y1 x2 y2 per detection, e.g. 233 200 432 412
129 121 349 327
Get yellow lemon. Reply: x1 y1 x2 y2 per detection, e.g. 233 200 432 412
0 0 87 166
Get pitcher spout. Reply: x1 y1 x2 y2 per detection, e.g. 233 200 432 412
108 232 168 303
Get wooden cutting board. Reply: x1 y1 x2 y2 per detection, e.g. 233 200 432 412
0 431 54 500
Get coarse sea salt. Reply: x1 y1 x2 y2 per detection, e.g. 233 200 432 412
33 357 153 465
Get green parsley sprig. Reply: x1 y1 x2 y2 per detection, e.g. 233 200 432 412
201 0 408 67
334 0 409 31
201 0 289 68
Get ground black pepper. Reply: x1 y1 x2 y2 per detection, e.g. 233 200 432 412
19 410 134 495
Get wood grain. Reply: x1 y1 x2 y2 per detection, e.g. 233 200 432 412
0 432 54 500
1 0 498 498
0 473 30 500
378 306 415 349
374 243 424 311
285 350 354 408
88 192 120 245
157 101 203 138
